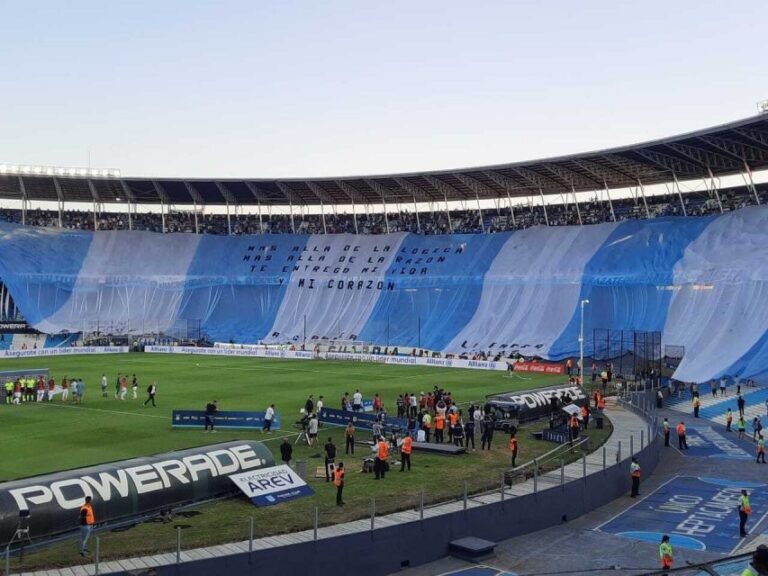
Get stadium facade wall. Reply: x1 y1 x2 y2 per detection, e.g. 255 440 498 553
1 207 768 381
106 407 661 576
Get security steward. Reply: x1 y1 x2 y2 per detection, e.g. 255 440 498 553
334 462 345 506
374 436 389 480
78 496 95 556
509 434 519 467
739 489 752 537
742 544 768 576
659 534 673 575
400 434 413 471
630 457 641 498
677 421 688 450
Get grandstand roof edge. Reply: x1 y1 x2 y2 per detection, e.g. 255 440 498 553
4 114 768 205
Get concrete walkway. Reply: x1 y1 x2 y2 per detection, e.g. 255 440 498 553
16 400 649 576
402 395 768 576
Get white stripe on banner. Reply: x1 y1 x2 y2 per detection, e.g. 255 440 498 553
444 223 617 356
665 207 768 382
36 231 202 335
264 233 408 343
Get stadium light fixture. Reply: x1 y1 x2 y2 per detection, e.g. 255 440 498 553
579 299 590 384
759 100 768 114
0 164 121 178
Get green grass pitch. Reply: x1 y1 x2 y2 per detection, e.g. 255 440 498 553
0 353 607 570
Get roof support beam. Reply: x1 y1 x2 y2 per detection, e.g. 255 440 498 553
705 167 723 214
664 142 740 170
185 182 205 205
672 174 687 217
603 181 616 222
742 163 761 205
544 163 601 190
453 175 488 232
275 183 296 233
335 181 359 234
508 166 564 194
699 134 768 164
632 149 701 177
637 179 651 219
570 185 582 225
364 179 390 233
538 188 548 226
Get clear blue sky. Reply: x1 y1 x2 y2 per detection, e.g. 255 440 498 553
0 0 766 179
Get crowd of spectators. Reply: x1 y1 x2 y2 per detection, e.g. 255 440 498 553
1 185 765 235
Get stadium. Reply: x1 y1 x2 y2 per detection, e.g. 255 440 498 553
5 3 768 575
1 110 768 576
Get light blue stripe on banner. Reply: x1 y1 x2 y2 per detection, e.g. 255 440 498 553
548 216 713 360
0 223 93 327
178 234 298 343
357 232 509 350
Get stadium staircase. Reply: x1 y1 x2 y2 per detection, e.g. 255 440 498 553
666 382 768 429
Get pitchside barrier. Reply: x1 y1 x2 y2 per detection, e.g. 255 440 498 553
0 441 275 545
0 346 128 359
318 407 408 433
172 410 281 430
146 345 516 372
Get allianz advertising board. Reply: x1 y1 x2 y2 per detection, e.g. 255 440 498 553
0 441 274 543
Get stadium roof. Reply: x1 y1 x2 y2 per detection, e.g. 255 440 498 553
2 114 768 207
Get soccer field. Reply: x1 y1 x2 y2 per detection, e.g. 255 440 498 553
2 353 604 571
0 353 561 480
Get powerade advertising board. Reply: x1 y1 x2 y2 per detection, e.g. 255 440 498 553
172 410 281 430
487 384 587 422
0 441 275 544
230 465 314 506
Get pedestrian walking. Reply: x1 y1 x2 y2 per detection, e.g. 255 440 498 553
662 418 670 447
739 489 752 537
334 462 345 506
143 382 157 407
738 416 747 440
758 435 766 464
677 421 688 450
263 404 275 432
630 457 641 498
345 421 355 454
659 535 673 576
693 395 700 418
720 376 727 396
726 408 733 432
738 394 746 418
280 438 292 466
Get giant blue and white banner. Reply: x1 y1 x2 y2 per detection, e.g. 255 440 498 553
3 207 768 381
